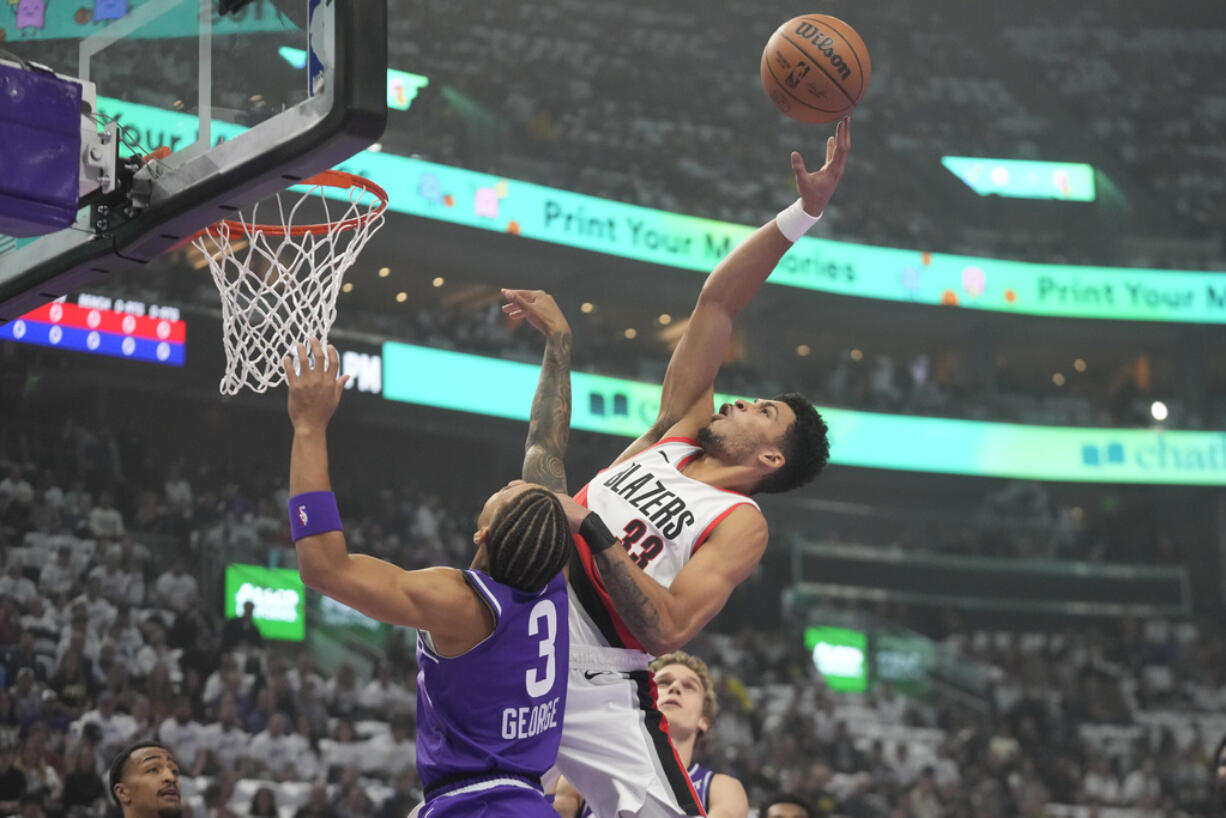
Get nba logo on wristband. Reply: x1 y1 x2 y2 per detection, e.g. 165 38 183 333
288 491 344 540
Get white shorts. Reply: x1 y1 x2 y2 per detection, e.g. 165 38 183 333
550 651 705 818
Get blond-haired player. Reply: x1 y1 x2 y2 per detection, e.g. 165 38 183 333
554 651 748 818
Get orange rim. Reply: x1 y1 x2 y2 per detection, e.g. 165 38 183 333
198 170 389 239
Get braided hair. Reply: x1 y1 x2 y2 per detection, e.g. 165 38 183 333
486 486 571 592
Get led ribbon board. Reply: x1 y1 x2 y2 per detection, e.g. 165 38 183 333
2 0 295 40
278 47 428 112
224 564 306 642
1 294 185 365
92 98 1226 324
383 342 1226 486
942 157 1096 201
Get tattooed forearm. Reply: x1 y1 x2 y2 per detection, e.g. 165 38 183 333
594 549 664 648
522 330 572 493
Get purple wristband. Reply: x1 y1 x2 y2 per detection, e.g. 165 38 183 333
288 491 343 541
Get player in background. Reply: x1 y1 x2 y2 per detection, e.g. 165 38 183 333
553 651 749 818
760 794 814 818
107 741 182 818
537 120 851 817
287 289 576 817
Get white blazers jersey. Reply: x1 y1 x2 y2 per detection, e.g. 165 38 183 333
568 437 760 659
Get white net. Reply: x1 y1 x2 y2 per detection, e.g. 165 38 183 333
193 173 386 394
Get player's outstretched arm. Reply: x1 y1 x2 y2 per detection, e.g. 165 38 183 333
612 119 852 466
708 774 750 818
555 495 767 655
503 288 573 494
286 339 491 643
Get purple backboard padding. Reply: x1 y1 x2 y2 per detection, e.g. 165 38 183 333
0 63 82 237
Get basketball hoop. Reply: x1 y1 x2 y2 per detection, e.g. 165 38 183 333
192 170 388 395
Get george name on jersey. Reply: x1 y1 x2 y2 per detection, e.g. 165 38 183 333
500 696 560 740
600 462 696 539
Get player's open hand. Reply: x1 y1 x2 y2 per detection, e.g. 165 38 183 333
501 289 571 338
284 338 349 433
791 117 852 217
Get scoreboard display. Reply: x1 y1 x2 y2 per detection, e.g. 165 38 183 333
0 293 186 365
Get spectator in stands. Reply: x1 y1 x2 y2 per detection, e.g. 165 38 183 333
246 711 299 780
762 793 814 818
799 761 841 816
286 651 324 694
323 664 360 718
196 695 247 776
292 781 336 818
1213 735 1226 812
154 558 198 614
377 767 420 818
366 715 416 777
118 551 147 607
220 601 264 652
202 780 240 818
0 743 26 815
70 576 117 630
49 649 96 714
134 624 178 681
0 562 36 610
16 733 61 804
334 781 372 818
357 662 414 717
106 740 181 818
3 631 44 685
249 785 278 817
88 490 125 541
20 598 59 653
72 689 135 759
1121 756 1162 806
284 714 322 780
60 741 107 814
89 550 129 606
10 668 43 722
164 462 193 521
157 696 203 774
37 546 76 601
1082 755 1121 805
319 720 363 776
0 691 17 749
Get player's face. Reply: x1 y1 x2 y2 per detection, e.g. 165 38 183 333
765 804 810 818
476 480 538 530
701 399 796 464
114 747 181 817
654 664 708 736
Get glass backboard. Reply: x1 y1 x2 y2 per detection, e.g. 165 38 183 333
0 0 387 322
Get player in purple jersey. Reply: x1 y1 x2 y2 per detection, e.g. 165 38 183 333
284 290 578 817
556 651 749 818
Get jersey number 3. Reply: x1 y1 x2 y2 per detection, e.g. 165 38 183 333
525 599 557 698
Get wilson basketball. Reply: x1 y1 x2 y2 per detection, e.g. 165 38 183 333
760 14 871 124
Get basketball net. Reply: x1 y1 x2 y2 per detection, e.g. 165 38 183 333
192 171 387 395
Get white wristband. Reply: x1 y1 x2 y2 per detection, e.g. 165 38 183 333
775 198 822 243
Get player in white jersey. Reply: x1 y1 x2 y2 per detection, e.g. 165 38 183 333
528 120 852 817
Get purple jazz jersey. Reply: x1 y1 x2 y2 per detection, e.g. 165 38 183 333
415 570 569 791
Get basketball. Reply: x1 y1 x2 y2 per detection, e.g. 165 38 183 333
760 14 871 124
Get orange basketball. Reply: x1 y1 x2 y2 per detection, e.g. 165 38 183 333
760 14 871 124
